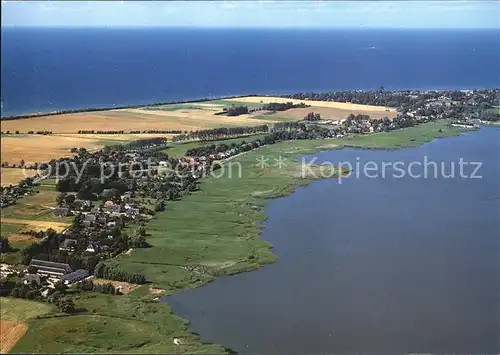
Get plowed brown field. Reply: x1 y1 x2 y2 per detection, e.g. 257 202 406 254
0 320 27 353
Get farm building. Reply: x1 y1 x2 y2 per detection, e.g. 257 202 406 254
59 239 77 252
61 269 89 285
29 259 73 278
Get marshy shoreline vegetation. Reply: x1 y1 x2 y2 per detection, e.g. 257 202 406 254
1 89 497 353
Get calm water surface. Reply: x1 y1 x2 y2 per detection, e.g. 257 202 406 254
167 127 500 355
2 28 499 116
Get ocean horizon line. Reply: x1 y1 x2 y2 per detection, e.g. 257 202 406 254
2 87 499 120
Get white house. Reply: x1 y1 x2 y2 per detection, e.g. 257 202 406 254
85 243 100 253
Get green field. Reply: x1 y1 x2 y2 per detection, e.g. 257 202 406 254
1 187 73 264
1 188 66 222
204 99 265 110
10 291 226 354
251 115 296 122
340 120 464 149
143 103 209 111
144 99 265 111
3 120 466 353
0 297 53 322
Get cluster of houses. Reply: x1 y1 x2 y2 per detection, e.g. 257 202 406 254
52 198 143 256
0 185 35 208
55 198 140 221
283 89 499 134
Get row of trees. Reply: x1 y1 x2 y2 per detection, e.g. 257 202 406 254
222 105 249 116
262 102 309 111
282 89 500 115
131 129 183 134
78 130 125 134
172 125 269 142
185 140 261 157
6 276 77 313
77 129 183 134
76 279 120 295
10 283 42 301
94 262 146 284
184 121 337 158
304 112 321 121
282 90 416 108
0 130 53 135
0 237 10 253
116 137 169 150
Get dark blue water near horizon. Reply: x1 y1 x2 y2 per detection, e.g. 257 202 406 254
1 28 500 117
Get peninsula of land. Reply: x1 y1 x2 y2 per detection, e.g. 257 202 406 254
0 89 499 353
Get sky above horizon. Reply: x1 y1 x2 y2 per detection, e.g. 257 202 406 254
1 1 499 29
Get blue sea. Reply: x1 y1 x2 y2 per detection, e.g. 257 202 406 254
1 28 499 117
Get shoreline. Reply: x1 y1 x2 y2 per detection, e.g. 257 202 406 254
157 121 469 352
166 125 498 354
0 94 257 120
3 88 498 120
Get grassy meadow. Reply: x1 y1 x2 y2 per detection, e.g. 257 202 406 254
9 290 227 354
0 298 54 354
0 298 53 322
340 120 464 149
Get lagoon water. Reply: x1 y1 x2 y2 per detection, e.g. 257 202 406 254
167 127 500 354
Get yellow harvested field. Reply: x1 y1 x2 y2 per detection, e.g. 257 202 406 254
122 108 278 128
91 278 140 295
1 111 179 133
1 105 280 135
1 106 275 135
227 96 397 112
0 320 27 354
0 218 70 233
0 105 282 165
6 234 39 244
1 135 104 164
270 106 397 121
1 133 177 165
1 168 38 187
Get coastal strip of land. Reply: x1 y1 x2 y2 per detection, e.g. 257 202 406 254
1 89 498 353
